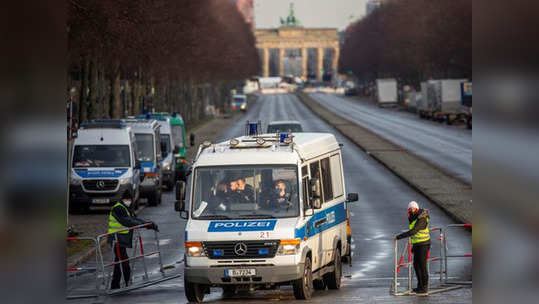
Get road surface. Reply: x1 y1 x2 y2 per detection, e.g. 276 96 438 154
68 94 471 303
307 93 472 184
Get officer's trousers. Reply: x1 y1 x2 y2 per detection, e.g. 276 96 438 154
111 245 130 289
412 243 430 291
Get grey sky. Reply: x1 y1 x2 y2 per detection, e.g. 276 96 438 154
254 0 367 30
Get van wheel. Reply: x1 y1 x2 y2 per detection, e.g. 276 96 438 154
184 277 205 303
148 191 159 206
324 249 342 289
293 256 313 300
313 279 326 290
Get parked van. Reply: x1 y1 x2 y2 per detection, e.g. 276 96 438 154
231 94 247 111
69 120 141 212
169 113 192 182
123 119 163 206
175 127 358 302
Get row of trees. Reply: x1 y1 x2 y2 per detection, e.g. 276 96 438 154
68 0 259 124
339 0 471 87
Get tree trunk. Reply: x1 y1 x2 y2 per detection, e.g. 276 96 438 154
100 63 109 118
111 61 122 118
79 57 90 123
89 56 99 120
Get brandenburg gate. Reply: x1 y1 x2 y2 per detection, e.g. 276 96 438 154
254 5 339 81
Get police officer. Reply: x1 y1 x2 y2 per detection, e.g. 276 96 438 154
395 201 430 296
108 191 158 289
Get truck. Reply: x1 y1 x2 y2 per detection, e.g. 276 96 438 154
419 79 468 125
376 78 398 107
174 125 359 302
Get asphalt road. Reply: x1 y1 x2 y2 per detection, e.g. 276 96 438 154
307 93 472 184
68 94 471 303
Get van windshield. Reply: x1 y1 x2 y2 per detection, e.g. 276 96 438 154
192 166 299 219
72 145 130 168
171 125 184 148
135 134 154 162
267 124 303 133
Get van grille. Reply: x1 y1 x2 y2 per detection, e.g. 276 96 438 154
83 179 119 191
203 240 280 259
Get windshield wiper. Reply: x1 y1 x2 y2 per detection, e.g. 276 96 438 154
197 215 231 220
238 214 277 219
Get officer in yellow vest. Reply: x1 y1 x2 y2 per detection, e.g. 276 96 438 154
395 201 431 296
108 191 158 289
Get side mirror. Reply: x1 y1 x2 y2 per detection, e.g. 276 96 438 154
185 166 193 177
135 160 141 169
174 198 185 212
346 193 359 203
176 180 186 202
190 133 195 147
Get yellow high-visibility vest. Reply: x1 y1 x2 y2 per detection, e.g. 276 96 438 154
409 217 430 244
108 202 131 234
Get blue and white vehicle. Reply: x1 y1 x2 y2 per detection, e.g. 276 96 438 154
69 120 141 212
175 128 358 302
123 119 163 206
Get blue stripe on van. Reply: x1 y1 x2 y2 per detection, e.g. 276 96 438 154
295 202 347 239
74 169 127 178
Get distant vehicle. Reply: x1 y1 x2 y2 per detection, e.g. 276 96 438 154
376 78 398 106
69 120 142 212
123 119 163 206
267 120 303 133
231 94 247 111
344 87 358 96
419 79 469 125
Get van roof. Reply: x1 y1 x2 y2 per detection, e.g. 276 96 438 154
123 119 160 134
195 132 339 167
74 128 132 146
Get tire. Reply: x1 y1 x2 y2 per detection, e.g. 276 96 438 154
313 279 326 290
148 191 159 206
467 118 472 129
293 256 313 300
222 286 236 298
324 249 342 290
166 180 174 191
184 277 205 303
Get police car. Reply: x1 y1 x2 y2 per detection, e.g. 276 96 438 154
175 122 358 302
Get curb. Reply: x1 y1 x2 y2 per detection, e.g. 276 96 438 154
67 204 147 268
295 92 471 224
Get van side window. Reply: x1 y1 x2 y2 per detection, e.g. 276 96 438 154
320 157 333 202
309 161 323 203
301 165 308 177
330 154 344 198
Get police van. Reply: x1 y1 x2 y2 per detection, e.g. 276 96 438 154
69 120 142 212
123 119 163 206
175 123 358 302
136 113 177 189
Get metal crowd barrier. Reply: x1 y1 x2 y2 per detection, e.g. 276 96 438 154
66 223 181 300
443 223 472 285
391 227 462 296
66 236 100 299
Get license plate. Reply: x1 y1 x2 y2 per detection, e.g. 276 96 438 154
92 198 110 204
225 268 256 277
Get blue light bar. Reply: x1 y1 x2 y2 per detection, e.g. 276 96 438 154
213 249 224 256
279 133 290 143
249 123 258 135
258 248 269 255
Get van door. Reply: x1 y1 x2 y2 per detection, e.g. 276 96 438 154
308 161 325 270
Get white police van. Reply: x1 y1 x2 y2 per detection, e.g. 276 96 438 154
175 123 358 302
69 120 142 212
123 119 163 206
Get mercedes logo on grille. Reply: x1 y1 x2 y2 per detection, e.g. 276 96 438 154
96 180 105 189
234 242 248 256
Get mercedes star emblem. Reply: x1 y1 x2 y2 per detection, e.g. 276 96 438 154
234 242 248 256
96 180 105 189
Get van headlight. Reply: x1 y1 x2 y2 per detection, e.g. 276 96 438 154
69 176 82 185
163 162 171 171
119 177 131 185
277 239 300 255
185 242 205 257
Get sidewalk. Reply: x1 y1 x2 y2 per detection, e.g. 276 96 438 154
296 91 472 224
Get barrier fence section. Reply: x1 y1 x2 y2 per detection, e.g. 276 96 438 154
66 237 100 299
66 223 182 299
391 227 462 296
96 223 182 296
443 223 472 285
